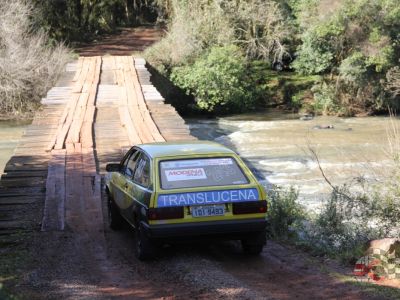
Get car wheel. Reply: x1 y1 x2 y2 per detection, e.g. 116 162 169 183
134 224 157 261
107 194 123 230
241 242 264 255
241 230 266 255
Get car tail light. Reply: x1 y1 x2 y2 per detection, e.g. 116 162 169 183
232 200 267 214
148 207 184 220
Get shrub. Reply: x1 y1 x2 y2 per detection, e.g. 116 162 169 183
170 45 256 112
292 29 335 75
267 186 306 239
224 0 289 62
338 52 368 83
299 183 396 262
310 82 340 115
0 0 70 116
145 0 234 70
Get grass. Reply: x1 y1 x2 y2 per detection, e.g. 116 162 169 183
0 231 31 300
333 272 400 299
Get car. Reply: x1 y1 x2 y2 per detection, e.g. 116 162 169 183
105 141 268 260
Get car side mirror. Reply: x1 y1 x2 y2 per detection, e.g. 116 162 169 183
106 163 120 172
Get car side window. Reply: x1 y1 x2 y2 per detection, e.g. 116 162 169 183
133 154 151 188
121 150 139 177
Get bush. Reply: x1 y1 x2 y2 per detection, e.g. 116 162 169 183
310 82 340 115
224 0 289 62
299 168 400 262
291 0 400 115
267 186 306 239
292 30 335 75
170 45 256 112
0 0 70 116
145 0 234 70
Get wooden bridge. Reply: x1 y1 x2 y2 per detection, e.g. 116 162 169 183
0 56 195 238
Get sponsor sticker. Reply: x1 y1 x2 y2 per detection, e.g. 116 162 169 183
161 158 233 169
157 188 259 207
165 168 207 181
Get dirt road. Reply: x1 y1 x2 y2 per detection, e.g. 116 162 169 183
76 27 163 56
20 187 382 299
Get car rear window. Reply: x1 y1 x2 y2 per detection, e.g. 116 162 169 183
159 157 249 190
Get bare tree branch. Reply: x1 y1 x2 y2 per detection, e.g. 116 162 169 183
307 142 354 202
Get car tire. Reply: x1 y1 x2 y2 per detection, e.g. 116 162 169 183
107 194 123 230
134 223 157 261
241 230 266 255
241 242 264 255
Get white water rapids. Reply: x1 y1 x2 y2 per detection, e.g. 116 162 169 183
186 111 398 210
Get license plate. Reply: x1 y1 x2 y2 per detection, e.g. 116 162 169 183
191 205 225 218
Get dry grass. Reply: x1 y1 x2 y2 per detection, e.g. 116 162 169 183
227 0 289 62
145 0 234 69
0 1 70 116
146 0 288 70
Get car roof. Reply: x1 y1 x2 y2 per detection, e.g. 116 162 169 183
137 141 236 158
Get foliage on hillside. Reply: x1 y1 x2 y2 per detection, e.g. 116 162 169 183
145 0 289 113
0 1 70 116
291 0 400 115
145 0 400 115
3 0 400 115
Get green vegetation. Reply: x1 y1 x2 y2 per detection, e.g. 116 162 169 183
171 45 256 112
290 0 400 115
144 0 400 115
3 0 399 116
0 231 29 300
269 181 400 264
267 186 305 239
145 0 290 113
334 273 400 299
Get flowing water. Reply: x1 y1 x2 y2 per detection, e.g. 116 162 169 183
0 120 30 174
186 110 398 210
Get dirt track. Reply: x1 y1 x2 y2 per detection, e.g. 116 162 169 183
4 27 397 299
76 27 163 56
16 182 384 300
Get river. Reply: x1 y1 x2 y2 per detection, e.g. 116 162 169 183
0 113 396 210
186 110 398 209
0 120 30 174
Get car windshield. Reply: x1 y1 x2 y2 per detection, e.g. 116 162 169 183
159 157 249 190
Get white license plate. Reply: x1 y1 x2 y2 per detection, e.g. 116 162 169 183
191 205 225 218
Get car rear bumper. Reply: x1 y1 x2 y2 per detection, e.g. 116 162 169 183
141 218 267 241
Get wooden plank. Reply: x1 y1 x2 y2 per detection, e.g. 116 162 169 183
129 56 165 142
54 93 81 150
41 149 66 231
67 92 89 143
118 106 141 145
72 57 84 82
73 57 90 93
121 61 153 143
